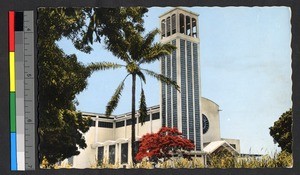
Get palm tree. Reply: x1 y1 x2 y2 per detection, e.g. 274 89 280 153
87 28 179 164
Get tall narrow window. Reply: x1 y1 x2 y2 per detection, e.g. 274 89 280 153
180 14 184 34
186 16 191 36
121 143 128 164
171 14 176 34
161 19 166 39
166 17 171 36
97 147 104 164
109 145 115 164
192 18 197 37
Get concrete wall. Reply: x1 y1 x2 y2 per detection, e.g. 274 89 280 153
137 118 162 137
201 97 221 143
97 127 114 142
222 138 241 153
151 119 162 134
115 127 126 139
72 127 97 168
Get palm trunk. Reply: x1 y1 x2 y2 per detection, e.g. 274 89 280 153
131 73 136 164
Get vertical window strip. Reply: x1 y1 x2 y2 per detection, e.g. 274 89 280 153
195 114 201 150
193 43 201 150
180 39 187 137
161 57 166 127
167 55 172 127
187 41 194 140
172 40 177 128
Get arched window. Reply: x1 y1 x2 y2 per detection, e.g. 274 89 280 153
186 16 191 36
180 14 185 34
192 18 197 37
161 19 166 39
166 17 171 36
171 14 176 34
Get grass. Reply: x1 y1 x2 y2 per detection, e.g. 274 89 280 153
41 151 292 169
207 150 292 168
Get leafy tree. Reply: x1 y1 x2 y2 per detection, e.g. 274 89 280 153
269 109 292 153
87 28 178 163
135 127 195 163
38 8 92 166
38 7 149 166
69 7 149 54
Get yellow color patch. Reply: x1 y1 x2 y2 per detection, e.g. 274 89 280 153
9 52 15 92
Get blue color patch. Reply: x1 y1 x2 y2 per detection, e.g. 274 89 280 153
11 132 17 170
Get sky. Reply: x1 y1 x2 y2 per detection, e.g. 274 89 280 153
57 7 292 155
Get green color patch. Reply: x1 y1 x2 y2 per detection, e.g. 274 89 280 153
10 92 16 132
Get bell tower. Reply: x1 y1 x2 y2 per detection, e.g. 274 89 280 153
159 8 203 151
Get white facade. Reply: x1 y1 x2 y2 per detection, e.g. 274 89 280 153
70 97 240 168
69 8 240 168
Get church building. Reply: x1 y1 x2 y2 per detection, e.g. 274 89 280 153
69 7 240 168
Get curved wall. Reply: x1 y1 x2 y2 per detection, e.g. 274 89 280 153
201 97 221 144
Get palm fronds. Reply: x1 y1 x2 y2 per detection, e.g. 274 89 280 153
136 71 146 84
139 43 176 65
87 62 124 72
105 75 129 116
140 28 160 52
142 69 180 92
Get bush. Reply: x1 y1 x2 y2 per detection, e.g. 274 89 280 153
136 127 195 162
207 150 293 168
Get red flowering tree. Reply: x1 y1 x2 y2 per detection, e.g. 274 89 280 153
135 127 195 162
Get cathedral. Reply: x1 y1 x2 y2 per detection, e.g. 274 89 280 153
69 7 240 168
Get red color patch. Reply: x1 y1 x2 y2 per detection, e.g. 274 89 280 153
9 11 15 51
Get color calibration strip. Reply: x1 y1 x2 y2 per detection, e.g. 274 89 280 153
9 10 35 171
9 11 17 171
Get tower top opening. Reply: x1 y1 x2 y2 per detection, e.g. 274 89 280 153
160 7 199 40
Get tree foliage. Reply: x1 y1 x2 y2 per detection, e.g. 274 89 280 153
139 89 147 125
269 109 292 153
38 8 92 166
38 7 149 166
135 127 195 163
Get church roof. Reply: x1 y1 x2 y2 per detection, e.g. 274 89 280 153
159 7 199 18
203 140 239 155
